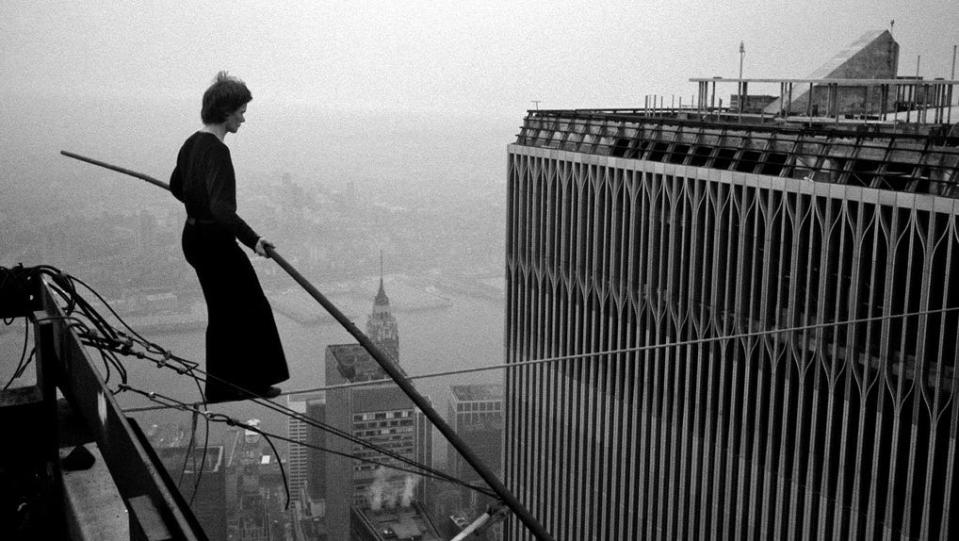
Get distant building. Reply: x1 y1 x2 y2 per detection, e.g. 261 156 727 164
288 392 327 502
322 279 434 540
506 31 958 539
324 373 433 540
367 254 400 362
152 442 226 541
225 421 290 541
447 384 504 541
447 384 504 486
367 276 400 362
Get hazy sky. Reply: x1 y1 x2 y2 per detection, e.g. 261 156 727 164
1 1 957 209
3 1 957 113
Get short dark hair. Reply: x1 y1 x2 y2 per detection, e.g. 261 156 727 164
200 71 252 124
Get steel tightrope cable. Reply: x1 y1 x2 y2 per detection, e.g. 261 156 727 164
274 304 959 396
122 385 497 506
5 265 492 504
96 336 469 484
33 269 493 497
120 384 292 509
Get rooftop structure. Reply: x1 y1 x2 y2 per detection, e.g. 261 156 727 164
450 383 504 402
518 103 959 198
351 501 444 541
761 29 899 115
328 343 390 381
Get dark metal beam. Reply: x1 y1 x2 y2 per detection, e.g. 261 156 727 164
37 283 207 540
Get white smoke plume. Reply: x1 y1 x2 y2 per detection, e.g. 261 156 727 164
401 475 420 507
368 469 421 511
383 479 400 509
368 467 389 511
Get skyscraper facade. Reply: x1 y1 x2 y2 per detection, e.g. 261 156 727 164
447 384 504 486
324 351 433 539
150 433 227 540
288 392 327 501
503 79 959 538
225 422 289 540
447 384 505 540
322 279 433 539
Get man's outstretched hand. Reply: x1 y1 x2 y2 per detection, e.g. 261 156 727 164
255 238 275 258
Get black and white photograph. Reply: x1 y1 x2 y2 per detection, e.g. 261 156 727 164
2 2 958 539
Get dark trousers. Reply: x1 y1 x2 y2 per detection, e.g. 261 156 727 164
182 222 289 400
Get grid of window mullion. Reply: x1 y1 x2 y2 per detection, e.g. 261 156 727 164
924 216 957 537
728 185 748 539
580 169 598 536
745 188 765 507
679 177 700 539
906 211 933 538
544 279 560 533
597 172 616 540
508 145 959 539
632 173 653 539
609 175 635 539
743 188 768 539
645 174 664 538
560 281 575 541
666 177 684 537
585 295 603 537
658 175 679 537
701 181 726 538
530 274 546 533
504 156 517 537
595 175 612 540
537 161 554 533
623 171 642 539
665 175 689 539
873 207 904 537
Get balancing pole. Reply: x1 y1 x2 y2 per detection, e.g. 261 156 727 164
60 149 554 541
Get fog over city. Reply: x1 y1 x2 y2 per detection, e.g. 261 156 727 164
2 1 958 539
3 1 956 211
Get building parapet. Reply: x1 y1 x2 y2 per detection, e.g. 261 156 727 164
516 107 959 198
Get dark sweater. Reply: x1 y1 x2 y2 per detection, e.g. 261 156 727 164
170 131 259 249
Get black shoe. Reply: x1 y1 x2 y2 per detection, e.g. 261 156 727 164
254 386 282 399
62 446 95 471
205 385 282 404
